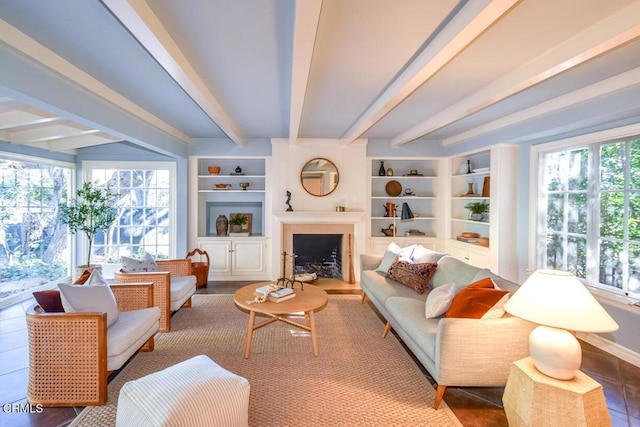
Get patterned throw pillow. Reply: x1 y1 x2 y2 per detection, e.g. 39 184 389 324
386 257 438 294
121 252 158 273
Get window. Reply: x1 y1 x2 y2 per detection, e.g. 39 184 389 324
535 136 640 298
83 161 176 277
0 154 73 307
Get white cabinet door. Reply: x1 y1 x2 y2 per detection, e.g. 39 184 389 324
231 240 266 275
201 241 232 276
448 240 489 269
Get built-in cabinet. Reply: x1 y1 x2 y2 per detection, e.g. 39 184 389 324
188 156 270 281
445 145 518 281
368 157 442 254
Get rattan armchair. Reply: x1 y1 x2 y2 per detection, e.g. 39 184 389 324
114 258 195 332
26 283 158 406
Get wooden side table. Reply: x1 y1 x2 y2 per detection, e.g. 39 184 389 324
502 357 611 427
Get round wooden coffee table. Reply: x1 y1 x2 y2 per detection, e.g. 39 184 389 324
234 283 328 358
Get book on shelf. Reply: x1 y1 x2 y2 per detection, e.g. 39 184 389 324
229 232 250 236
457 236 479 243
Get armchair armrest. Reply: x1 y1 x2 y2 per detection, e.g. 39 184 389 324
26 306 108 406
435 315 537 386
114 271 171 332
110 282 153 312
156 258 192 277
360 254 382 272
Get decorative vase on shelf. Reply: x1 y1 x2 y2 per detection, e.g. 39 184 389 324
378 161 386 176
467 160 473 174
470 213 484 221
215 215 228 236
386 168 394 176
235 166 242 174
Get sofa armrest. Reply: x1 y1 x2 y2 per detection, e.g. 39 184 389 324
435 315 537 386
110 283 153 312
360 254 382 272
156 259 192 277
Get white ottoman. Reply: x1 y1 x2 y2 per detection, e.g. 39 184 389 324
116 355 250 427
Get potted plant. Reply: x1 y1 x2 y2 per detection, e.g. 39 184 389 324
229 213 248 233
464 200 489 221
59 182 118 274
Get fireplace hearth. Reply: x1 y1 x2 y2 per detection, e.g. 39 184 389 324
293 234 342 278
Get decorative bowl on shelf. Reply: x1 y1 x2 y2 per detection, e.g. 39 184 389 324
208 166 221 175
476 237 490 247
214 183 232 190
239 182 250 191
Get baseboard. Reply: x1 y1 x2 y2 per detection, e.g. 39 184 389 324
577 332 640 368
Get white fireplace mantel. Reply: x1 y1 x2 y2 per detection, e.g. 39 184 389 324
273 211 367 224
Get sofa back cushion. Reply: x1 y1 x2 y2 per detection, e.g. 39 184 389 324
430 256 482 288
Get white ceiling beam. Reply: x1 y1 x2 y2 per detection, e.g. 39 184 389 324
45 133 120 151
102 0 245 144
0 18 189 143
393 2 640 146
288 0 323 144
340 0 519 144
444 67 640 146
0 110 64 130
10 125 98 144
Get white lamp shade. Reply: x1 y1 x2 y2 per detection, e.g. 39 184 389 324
504 269 618 333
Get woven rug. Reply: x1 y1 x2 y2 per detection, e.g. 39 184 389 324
71 294 460 426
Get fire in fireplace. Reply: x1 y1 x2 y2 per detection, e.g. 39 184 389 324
293 234 342 278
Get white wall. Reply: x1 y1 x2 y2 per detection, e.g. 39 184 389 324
270 139 368 213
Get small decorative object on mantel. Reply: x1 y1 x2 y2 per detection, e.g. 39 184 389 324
215 215 228 236
378 161 386 176
285 190 293 211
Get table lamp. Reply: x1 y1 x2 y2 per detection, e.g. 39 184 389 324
504 269 618 380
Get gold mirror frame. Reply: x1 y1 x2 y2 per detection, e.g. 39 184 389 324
300 158 339 197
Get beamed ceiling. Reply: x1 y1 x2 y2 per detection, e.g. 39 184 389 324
1 0 640 156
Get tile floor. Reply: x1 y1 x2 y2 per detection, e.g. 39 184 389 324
0 280 639 426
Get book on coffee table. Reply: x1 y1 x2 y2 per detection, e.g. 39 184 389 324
268 293 296 303
254 285 294 298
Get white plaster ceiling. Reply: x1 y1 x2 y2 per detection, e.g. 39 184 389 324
0 0 639 155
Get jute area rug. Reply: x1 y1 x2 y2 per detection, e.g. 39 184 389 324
72 295 461 426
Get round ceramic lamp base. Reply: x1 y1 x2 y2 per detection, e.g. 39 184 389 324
529 325 582 380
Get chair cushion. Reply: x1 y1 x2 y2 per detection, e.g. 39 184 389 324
107 307 160 370
170 275 196 311
121 252 158 273
116 355 250 427
59 270 119 327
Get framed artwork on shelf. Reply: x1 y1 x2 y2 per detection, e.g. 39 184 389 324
230 213 253 235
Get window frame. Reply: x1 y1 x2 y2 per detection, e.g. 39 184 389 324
530 123 640 300
0 151 75 307
82 161 177 278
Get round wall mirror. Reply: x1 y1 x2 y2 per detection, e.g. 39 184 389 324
300 158 339 197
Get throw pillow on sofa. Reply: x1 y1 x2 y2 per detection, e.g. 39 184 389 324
425 282 456 318
445 277 509 319
386 257 438 294
32 290 65 313
59 270 119 327
121 252 158 273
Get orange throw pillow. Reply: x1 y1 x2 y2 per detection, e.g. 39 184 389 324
74 269 91 285
445 278 508 319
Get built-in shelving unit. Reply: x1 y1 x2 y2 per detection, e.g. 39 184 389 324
189 156 270 281
446 145 518 280
368 157 441 253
